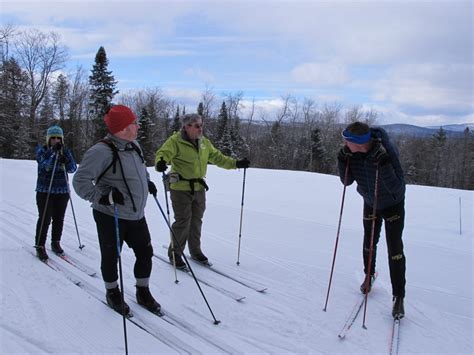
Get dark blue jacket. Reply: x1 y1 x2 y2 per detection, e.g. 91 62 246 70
338 128 405 210
36 145 77 194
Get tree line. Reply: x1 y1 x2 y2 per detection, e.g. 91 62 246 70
1 26 472 190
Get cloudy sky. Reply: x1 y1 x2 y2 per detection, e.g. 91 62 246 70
2 0 473 126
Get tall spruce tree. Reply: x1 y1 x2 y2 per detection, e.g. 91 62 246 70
89 46 118 141
197 102 204 117
137 107 155 166
230 115 247 159
171 105 181 133
215 101 234 156
310 128 327 172
53 73 69 121
0 57 29 157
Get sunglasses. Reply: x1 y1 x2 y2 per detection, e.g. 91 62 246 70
50 137 62 140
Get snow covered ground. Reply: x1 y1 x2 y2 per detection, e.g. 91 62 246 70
0 158 472 354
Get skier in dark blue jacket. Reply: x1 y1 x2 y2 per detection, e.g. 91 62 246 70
35 125 77 261
337 121 406 319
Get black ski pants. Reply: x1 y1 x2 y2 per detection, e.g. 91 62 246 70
93 210 154 283
35 192 70 246
362 200 406 297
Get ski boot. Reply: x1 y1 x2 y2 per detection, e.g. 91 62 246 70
392 296 405 319
106 287 131 316
36 246 49 261
51 241 64 256
136 286 161 313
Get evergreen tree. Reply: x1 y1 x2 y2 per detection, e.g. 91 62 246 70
215 101 228 142
309 128 327 172
171 105 181 133
431 127 448 186
38 88 53 126
53 73 69 121
137 107 155 166
230 114 247 159
214 101 234 156
197 102 204 117
89 46 118 141
0 57 29 157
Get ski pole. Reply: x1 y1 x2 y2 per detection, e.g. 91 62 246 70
362 163 380 329
152 195 221 325
36 152 60 248
236 167 247 265
323 161 350 311
63 166 85 249
113 205 129 354
161 172 179 283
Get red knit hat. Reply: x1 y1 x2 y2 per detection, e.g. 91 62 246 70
104 105 136 134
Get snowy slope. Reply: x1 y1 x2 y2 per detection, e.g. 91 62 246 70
0 158 472 354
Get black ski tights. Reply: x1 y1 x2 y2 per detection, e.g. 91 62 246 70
362 200 406 297
35 192 69 246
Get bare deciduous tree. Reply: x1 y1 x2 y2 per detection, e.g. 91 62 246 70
15 29 68 125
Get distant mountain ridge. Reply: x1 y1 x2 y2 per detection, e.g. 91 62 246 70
379 123 472 137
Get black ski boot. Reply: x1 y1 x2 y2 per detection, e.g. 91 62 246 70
169 253 187 270
191 252 209 265
360 274 376 294
106 287 131 316
392 296 405 319
136 286 161 313
36 246 48 261
51 241 64 255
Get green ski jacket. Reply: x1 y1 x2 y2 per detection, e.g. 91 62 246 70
155 131 237 192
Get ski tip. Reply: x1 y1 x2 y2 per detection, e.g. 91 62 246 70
236 297 246 302
338 334 346 340
258 288 268 293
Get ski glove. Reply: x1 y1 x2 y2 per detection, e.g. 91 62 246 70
369 142 390 166
98 187 125 206
57 154 69 165
236 158 250 169
52 142 63 151
155 158 167 172
337 146 352 162
148 180 157 197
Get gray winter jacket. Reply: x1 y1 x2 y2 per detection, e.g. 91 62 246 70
73 134 150 220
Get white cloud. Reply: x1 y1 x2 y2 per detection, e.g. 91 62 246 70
183 67 215 83
372 63 473 114
291 62 348 87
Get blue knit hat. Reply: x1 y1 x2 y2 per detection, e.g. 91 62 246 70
46 125 64 145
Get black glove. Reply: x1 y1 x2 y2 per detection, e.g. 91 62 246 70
155 158 167 172
57 154 69 165
236 158 250 169
369 142 390 166
98 188 125 206
52 142 63 151
148 180 157 197
337 146 352 162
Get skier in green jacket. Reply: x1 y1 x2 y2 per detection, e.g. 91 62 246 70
155 113 250 268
